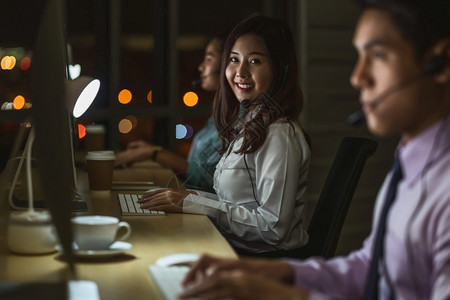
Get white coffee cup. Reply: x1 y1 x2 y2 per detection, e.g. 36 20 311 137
71 215 131 250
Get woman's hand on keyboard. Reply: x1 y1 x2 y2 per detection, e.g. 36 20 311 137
138 188 197 213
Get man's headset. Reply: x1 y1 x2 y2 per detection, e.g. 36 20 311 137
424 54 447 75
347 54 448 126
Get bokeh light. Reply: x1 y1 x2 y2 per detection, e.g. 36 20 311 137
78 124 86 139
1 102 13 110
183 91 198 107
1 56 16 70
68 64 81 79
119 118 133 134
176 124 187 139
147 90 152 103
13 95 25 110
126 115 138 129
118 89 132 104
185 124 194 139
19 57 31 71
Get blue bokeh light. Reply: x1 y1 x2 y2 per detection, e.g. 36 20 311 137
176 124 187 139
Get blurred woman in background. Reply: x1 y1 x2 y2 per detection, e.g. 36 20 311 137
114 37 224 193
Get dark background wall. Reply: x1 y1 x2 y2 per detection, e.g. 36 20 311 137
301 0 398 254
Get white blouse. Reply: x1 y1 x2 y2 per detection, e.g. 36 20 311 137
183 120 310 252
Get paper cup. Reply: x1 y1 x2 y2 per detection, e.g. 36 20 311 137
85 124 106 151
86 151 115 191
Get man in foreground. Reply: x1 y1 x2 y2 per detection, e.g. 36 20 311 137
179 0 450 299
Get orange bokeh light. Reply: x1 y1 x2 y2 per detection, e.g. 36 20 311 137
183 91 198 107
13 95 25 110
147 90 152 103
118 89 132 104
1 56 16 70
78 124 86 139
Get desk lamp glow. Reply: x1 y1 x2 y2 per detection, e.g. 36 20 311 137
68 76 100 118
7 76 100 255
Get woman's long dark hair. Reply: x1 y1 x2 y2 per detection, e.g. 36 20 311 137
213 14 308 155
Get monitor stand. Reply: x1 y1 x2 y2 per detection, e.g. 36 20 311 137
5 156 88 212
10 193 88 212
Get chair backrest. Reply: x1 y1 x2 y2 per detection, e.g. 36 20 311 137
296 136 377 259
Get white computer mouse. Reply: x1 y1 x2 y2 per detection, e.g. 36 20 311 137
155 253 200 267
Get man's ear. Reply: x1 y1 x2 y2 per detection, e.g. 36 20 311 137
427 38 450 84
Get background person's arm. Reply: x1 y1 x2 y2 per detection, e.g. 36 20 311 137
114 140 188 175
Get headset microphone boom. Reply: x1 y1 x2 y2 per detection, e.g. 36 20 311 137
347 54 446 126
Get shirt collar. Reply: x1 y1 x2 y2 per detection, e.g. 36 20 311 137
398 116 450 187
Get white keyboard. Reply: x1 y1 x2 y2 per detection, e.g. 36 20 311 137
118 194 166 216
148 266 189 300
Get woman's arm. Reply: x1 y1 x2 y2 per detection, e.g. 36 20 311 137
184 122 310 249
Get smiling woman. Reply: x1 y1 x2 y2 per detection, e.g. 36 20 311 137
226 33 274 105
139 14 311 256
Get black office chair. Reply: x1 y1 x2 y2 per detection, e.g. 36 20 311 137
236 136 377 259
293 136 377 259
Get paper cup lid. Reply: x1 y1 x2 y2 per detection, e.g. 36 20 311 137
86 150 115 161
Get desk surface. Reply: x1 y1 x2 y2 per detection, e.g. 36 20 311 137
0 166 236 300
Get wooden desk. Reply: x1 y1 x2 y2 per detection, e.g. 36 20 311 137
0 168 236 300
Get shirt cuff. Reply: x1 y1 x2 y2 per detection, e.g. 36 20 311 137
307 291 331 300
183 193 221 215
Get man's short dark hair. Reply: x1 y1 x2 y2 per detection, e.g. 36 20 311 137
357 0 450 57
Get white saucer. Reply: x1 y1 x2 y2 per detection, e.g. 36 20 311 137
56 241 132 258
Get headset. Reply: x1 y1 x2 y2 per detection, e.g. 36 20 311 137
423 54 447 75
191 70 220 88
347 54 448 126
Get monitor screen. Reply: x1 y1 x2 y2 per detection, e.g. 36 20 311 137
32 0 76 271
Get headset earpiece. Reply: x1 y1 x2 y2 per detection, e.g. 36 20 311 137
424 54 447 75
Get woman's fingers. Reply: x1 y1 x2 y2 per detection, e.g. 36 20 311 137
137 189 186 213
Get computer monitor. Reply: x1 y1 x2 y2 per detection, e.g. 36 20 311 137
31 0 77 271
0 0 77 271
3 0 88 206
0 1 103 296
